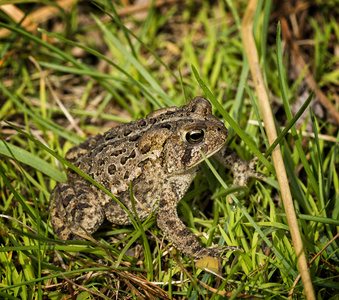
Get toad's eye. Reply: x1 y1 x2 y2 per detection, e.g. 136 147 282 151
185 129 205 144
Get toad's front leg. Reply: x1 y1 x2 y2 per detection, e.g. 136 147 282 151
157 185 239 259
213 145 265 186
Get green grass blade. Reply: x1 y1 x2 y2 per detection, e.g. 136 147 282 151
0 163 36 221
282 143 313 214
265 91 314 158
325 139 338 205
105 0 138 59
261 0 273 88
245 83 269 148
276 22 320 198
310 107 325 208
0 291 20 300
0 140 66 183
91 14 175 107
228 61 249 138
38 61 124 79
278 213 339 226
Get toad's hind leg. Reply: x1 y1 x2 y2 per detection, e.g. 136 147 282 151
50 182 105 240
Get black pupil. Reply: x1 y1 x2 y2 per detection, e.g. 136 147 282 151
186 130 204 144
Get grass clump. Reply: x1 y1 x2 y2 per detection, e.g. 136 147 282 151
0 1 338 299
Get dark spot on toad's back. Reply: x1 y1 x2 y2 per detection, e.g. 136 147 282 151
129 135 140 142
140 144 151 154
108 164 116 175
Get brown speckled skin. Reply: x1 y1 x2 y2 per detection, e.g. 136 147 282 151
50 97 264 258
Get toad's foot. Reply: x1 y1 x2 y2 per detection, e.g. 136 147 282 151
193 245 242 259
213 145 265 186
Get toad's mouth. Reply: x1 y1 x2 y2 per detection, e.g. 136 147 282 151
189 142 226 169
170 142 226 175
